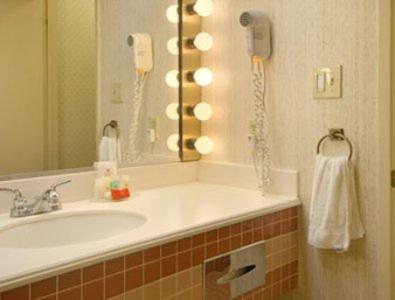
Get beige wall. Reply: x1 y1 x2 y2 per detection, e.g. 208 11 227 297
201 0 380 299
48 0 97 169
0 0 46 175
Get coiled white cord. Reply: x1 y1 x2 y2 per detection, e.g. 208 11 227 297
251 58 271 194
125 71 148 163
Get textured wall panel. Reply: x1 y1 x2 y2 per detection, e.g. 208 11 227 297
200 0 379 299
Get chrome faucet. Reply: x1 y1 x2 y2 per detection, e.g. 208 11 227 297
0 180 71 218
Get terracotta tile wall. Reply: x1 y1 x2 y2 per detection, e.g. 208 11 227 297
0 206 299 300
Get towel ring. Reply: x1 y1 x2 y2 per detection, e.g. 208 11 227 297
316 129 353 160
103 120 120 138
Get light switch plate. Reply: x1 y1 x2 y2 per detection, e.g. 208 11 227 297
313 65 343 99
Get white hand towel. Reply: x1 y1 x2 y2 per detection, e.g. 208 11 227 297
308 154 365 252
99 137 122 164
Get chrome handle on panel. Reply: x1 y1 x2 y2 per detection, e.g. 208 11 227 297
217 265 256 285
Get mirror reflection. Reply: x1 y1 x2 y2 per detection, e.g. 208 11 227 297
0 0 179 178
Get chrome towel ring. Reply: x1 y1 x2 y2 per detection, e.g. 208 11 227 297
316 128 353 160
103 120 120 138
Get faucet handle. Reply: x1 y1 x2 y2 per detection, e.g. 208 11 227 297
1 188 29 217
0 188 23 198
50 180 72 191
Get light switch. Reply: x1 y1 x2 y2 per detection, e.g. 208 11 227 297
313 65 342 99
316 72 326 92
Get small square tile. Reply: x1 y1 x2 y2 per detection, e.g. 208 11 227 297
252 217 262 229
161 242 177 257
230 235 242 250
58 286 81 300
242 220 253 231
126 252 143 269
192 233 205 247
161 255 177 277
59 269 81 291
177 270 191 292
143 282 160 300
242 231 252 246
193 285 202 300
83 263 104 283
191 266 202 286
125 287 143 300
205 230 218 243
218 226 230 239
105 273 124 299
177 238 191 252
192 246 205 266
177 251 191 271
205 242 218 258
105 257 124 275
144 261 160 284
83 279 104 300
177 289 192 300
144 246 160 263
161 275 176 298
253 229 262 242
125 266 143 291
230 223 241 235
1 285 29 300
219 238 230 254
31 277 56 299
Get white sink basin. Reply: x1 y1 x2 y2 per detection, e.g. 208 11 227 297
0 210 146 248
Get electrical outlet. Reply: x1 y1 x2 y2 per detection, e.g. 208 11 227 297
112 82 123 103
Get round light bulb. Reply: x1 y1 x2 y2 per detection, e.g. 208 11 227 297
166 103 180 120
194 102 213 121
165 70 179 88
193 0 214 17
194 32 213 51
195 136 214 155
167 37 179 55
167 134 180 152
193 68 213 86
166 5 179 23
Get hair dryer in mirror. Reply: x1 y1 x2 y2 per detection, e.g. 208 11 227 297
127 33 153 73
240 11 272 61
125 33 154 163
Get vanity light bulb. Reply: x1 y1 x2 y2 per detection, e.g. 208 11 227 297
167 134 180 152
166 5 179 24
167 37 179 55
194 32 213 51
193 0 214 17
165 70 180 88
195 136 214 155
194 68 213 87
166 103 180 120
194 102 213 121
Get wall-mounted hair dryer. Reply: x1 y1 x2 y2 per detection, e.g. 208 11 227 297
240 11 271 60
127 33 153 73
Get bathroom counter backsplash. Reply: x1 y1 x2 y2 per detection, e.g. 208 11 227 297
0 182 300 298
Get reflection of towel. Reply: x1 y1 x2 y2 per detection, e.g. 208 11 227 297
308 155 365 252
99 137 122 164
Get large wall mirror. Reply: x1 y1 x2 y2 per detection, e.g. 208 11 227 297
0 0 180 179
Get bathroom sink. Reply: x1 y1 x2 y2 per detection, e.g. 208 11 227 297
0 211 146 248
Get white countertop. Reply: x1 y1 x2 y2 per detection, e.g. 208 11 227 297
0 182 300 290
